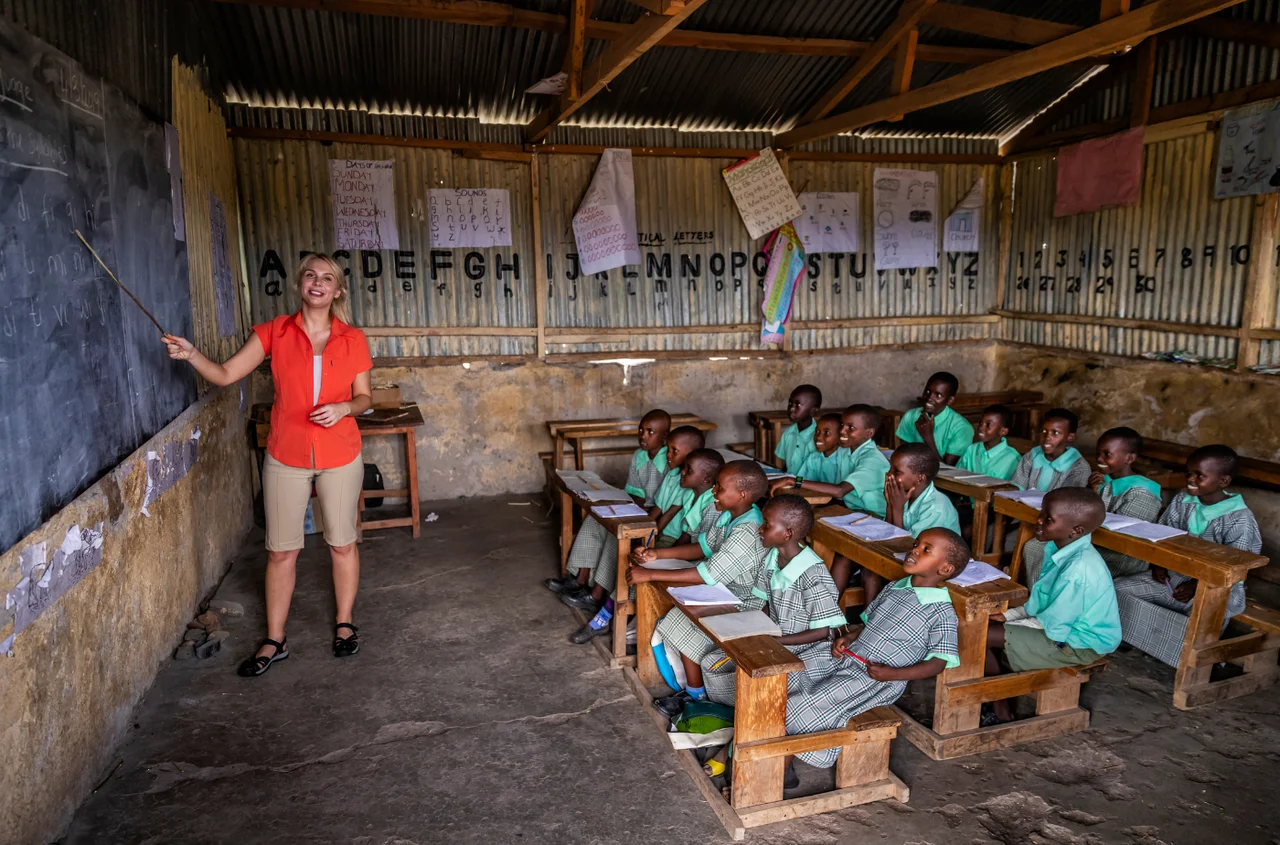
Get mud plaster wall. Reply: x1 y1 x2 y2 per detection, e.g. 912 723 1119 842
994 343 1280 571
358 342 998 503
0 386 254 845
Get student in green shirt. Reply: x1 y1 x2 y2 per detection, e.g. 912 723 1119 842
773 384 822 472
772 413 846 491
895 371 974 464
957 405 1020 480
985 487 1120 723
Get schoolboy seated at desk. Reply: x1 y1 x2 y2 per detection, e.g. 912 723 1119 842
1011 408 1091 583
630 462 770 716
769 412 847 494
545 409 670 613
957 404 1020 481
896 371 974 465
1113 445 1261 668
700 496 845 707
1088 427 1164 578
783 528 967 782
567 426 707 645
774 384 822 473
628 450 728 570
986 488 1120 724
853 443 963 605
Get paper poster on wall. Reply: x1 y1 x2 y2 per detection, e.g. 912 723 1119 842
209 194 236 337
572 148 641 275
943 177 983 253
1054 127 1143 217
873 167 937 270
792 192 859 253
722 148 803 240
760 223 805 345
1215 99 1280 199
3 523 105 652
329 159 399 250
428 189 512 248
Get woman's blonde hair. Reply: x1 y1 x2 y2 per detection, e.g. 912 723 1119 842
294 252 353 324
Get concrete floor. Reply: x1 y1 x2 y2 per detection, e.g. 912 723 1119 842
63 496 1280 845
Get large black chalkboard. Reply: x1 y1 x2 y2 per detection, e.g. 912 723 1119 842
0 20 196 552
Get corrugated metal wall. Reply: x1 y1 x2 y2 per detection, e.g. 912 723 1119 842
1001 130 1256 362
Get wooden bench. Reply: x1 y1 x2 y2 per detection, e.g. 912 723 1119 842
748 406 902 469
1138 437 1280 489
547 414 717 471
995 494 1273 710
549 470 656 668
810 507 1102 760
630 582 907 838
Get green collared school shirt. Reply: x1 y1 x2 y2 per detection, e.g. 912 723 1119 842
839 438 889 518
774 419 817 473
896 405 974 457
1026 535 1122 655
903 482 962 537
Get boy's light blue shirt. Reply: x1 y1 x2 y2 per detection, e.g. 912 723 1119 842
774 419 817 473
653 468 690 540
839 438 890 518
796 447 849 484
896 405 974 457
903 482 962 537
957 438 1020 481
1025 534 1122 655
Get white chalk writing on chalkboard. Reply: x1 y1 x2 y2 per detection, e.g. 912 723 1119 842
722 149 802 240
329 159 399 250
428 188 512 248
873 167 937 270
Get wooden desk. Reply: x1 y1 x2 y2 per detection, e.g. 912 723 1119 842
748 406 903 468
632 583 907 834
547 414 716 470
1139 437 1280 489
809 507 1100 759
934 470 1017 564
993 494 1274 710
549 470 656 667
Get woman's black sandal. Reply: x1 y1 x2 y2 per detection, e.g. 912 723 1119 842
237 637 288 677
333 623 360 657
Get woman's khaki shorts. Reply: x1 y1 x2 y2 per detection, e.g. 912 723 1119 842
262 453 363 551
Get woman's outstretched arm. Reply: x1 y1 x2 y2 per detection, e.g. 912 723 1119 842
163 333 266 387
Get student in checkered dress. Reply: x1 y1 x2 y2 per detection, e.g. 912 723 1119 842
1012 408 1092 584
701 496 845 706
1086 427 1164 578
782 405 891 593
630 462 771 715
784 528 967 771
1114 445 1261 668
774 384 822 473
545 409 670 612
567 426 707 645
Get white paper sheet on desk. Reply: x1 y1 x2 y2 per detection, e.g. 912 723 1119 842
821 513 910 542
937 467 1006 487
1112 521 1187 542
591 503 649 519
1102 513 1143 531
669 583 740 606
580 488 632 503
639 559 699 571
996 489 1045 509
948 560 1007 587
700 610 783 641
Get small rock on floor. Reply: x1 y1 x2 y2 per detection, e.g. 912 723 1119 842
173 644 195 661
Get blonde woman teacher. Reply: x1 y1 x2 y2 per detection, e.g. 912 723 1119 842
164 253 373 676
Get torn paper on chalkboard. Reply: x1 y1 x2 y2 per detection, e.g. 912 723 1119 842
572 148 641 276
4 525 104 648
943 177 983 253
209 193 236 337
428 189 512 248
165 123 185 242
873 168 937 270
141 429 201 516
722 149 802 240
330 159 399 250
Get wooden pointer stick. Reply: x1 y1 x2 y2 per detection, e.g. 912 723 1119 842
73 229 167 336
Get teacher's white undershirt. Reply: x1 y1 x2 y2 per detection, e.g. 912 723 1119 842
313 356 322 405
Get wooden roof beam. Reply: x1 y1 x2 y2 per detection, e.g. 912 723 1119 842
621 0 685 14
560 0 591 100
798 0 937 125
999 59 1127 155
921 2 1082 46
776 0 1249 149
525 1 708 143
888 28 919 122
1185 14 1280 49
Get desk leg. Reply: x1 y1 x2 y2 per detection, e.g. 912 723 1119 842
1174 583 1229 704
559 489 573 574
934 612 988 735
636 582 663 689
753 421 766 464
972 501 990 562
731 670 787 809
553 435 565 470
405 430 420 539
574 438 585 471
991 512 1008 568
613 531 632 662
1008 521 1035 584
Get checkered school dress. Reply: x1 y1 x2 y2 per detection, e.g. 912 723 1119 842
785 579 958 768
1024 482 1164 585
564 449 666 593
655 517 767 665
701 548 845 706
1113 493 1260 667
1010 451 1091 493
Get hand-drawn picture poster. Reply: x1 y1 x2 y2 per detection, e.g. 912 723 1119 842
1054 127 1144 217
428 188 512 248
793 191 860 253
873 167 937 270
572 148 641 275
329 159 399 250
943 177 983 253
722 148 802 240
1215 99 1280 199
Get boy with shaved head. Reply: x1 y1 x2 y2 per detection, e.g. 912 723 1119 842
774 384 823 472
986 487 1120 723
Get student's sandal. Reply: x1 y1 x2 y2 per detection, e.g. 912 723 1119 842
333 623 360 657
237 637 288 677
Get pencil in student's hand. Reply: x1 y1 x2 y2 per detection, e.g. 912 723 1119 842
646 529 656 548
840 647 870 665
709 654 733 671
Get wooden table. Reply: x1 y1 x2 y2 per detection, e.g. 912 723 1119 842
356 405 426 538
1139 437 1280 489
546 414 717 471
933 469 1017 564
748 406 902 469
810 507 1106 759
549 470 656 667
993 495 1275 710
